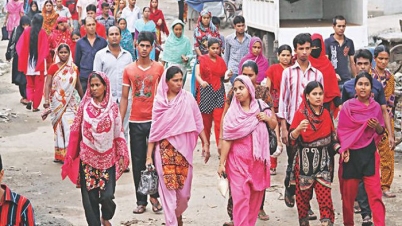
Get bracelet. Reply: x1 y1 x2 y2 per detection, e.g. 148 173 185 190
289 131 297 140
146 157 152 160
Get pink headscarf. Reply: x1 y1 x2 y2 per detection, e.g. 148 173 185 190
223 75 271 164
149 66 204 161
238 37 269 83
337 97 384 154
61 72 129 185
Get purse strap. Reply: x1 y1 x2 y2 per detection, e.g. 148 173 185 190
257 100 270 131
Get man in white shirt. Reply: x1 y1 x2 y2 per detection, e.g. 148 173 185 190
76 0 96 25
121 0 141 37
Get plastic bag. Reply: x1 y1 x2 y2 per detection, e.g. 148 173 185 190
138 165 159 195
218 172 229 198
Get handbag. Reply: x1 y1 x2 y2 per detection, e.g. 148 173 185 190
257 100 278 155
14 71 26 85
137 165 159 195
2 26 9 41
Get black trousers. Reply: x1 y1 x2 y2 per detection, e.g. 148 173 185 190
19 84 26 99
80 77 88 94
357 180 372 218
283 123 296 196
178 0 184 22
80 164 116 226
129 122 159 206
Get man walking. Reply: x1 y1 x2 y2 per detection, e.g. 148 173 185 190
325 15 356 91
120 31 164 214
55 0 73 27
74 16 107 91
223 15 250 84
96 2 115 32
121 0 141 38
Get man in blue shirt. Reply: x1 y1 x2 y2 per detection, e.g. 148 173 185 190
325 15 357 90
341 49 394 225
74 16 107 91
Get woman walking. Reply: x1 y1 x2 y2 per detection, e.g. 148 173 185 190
195 38 226 150
43 44 84 163
193 9 221 57
6 16 31 105
218 75 276 226
62 72 130 226
16 14 49 112
289 81 339 226
337 72 386 226
160 19 192 76
134 7 157 60
146 66 210 226
26 1 41 20
4 0 24 39
238 37 269 84
42 0 59 35
371 45 396 198
265 44 292 175
117 18 136 61
149 0 169 61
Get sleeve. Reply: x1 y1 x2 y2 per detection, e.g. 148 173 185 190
348 39 355 56
74 41 82 70
223 36 230 65
289 110 303 146
193 29 199 48
76 0 82 7
276 69 289 120
136 8 141 19
378 85 387 106
21 199 35 226
266 65 273 80
122 67 130 87
324 38 331 56
93 51 102 72
67 8 72 18
341 85 349 104
47 64 59 76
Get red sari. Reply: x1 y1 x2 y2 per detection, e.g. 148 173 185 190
149 0 169 60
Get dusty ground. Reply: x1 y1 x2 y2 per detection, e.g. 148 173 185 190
1 0 402 225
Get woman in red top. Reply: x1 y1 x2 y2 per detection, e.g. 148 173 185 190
16 14 49 112
149 0 169 61
265 44 292 174
195 37 227 150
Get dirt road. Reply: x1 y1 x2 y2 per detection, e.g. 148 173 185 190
1 0 402 225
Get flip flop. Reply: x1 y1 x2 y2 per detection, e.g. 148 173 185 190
150 198 163 213
362 215 373 226
258 209 270 221
308 209 317 220
284 189 295 208
133 205 146 214
383 190 396 198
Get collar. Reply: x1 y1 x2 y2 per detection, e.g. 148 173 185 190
329 33 351 43
105 45 129 56
291 60 316 72
233 33 250 41
1 184 16 204
83 34 101 41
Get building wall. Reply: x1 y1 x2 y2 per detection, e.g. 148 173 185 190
369 0 402 15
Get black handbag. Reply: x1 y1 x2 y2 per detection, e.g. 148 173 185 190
257 100 277 155
2 26 9 41
14 71 26 85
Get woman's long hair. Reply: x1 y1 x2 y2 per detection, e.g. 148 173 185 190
29 14 43 65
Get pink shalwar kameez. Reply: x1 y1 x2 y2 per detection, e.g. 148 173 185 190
149 66 204 226
5 0 24 38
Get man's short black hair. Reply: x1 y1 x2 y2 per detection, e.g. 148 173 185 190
108 26 121 36
354 49 373 64
332 15 346 25
101 2 110 9
0 155 3 171
86 4 96 13
211 16 220 26
137 31 155 45
293 33 312 49
233 15 245 25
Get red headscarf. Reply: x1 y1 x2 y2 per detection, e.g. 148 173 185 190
309 33 340 111
149 0 169 35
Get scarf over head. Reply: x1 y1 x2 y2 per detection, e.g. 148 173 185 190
61 72 130 185
309 33 341 116
223 75 270 164
238 37 269 83
193 9 220 47
26 1 40 19
149 0 169 35
149 66 203 161
42 3 59 35
337 97 384 154
163 19 191 64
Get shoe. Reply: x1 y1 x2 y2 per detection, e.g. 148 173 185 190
258 209 269 221
308 209 317 220
383 190 396 198
32 108 40 112
132 205 146 214
123 167 130 173
26 101 32 110
20 98 29 105
270 168 276 175
222 221 234 226
362 215 373 226
284 188 295 208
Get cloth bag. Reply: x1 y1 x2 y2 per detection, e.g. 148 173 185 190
257 100 277 155
2 26 9 40
138 165 159 195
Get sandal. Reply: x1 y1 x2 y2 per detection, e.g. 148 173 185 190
362 215 373 226
284 189 295 208
133 205 146 214
150 198 163 213
26 101 32 110
270 168 276 175
383 190 396 198
32 108 40 112
308 209 317 220
354 202 361 214
258 209 269 221
222 221 234 226
20 98 29 105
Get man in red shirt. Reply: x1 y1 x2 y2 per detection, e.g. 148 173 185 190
0 155 35 225
79 4 106 38
63 0 80 32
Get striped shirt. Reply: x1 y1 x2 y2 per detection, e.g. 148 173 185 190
223 33 251 75
0 184 35 226
276 61 323 124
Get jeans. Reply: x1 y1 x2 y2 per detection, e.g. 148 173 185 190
129 122 159 206
357 180 372 218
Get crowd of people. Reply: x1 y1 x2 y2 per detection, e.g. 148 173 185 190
0 0 398 225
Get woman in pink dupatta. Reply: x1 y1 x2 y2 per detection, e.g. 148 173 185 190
61 72 129 226
337 72 386 226
4 0 24 38
145 66 210 226
218 75 277 226
238 37 269 84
